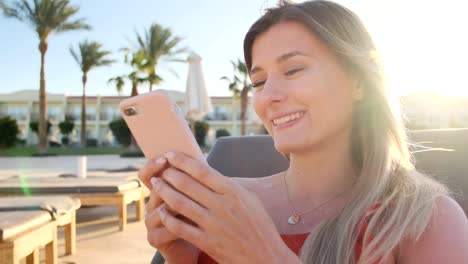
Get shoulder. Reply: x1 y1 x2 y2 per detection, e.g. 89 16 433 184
399 195 468 263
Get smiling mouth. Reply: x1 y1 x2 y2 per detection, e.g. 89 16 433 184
271 111 305 127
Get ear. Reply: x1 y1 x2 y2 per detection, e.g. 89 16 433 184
352 80 364 101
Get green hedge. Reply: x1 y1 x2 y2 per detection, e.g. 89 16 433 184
0 116 20 148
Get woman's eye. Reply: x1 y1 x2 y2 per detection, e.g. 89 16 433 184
252 81 265 88
285 68 303 76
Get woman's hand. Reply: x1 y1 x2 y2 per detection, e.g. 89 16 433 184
138 157 200 264
153 151 300 264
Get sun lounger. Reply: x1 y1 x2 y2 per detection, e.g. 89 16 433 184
0 177 147 231
0 196 80 264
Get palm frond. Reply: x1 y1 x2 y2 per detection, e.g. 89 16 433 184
161 57 186 63
0 0 26 21
96 58 115 66
56 18 91 32
69 45 81 65
108 75 126 95
70 39 114 73
125 22 187 90
2 0 89 39
167 68 179 79
222 58 251 96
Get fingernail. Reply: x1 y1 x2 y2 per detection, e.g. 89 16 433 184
164 152 175 159
150 177 160 186
155 157 166 164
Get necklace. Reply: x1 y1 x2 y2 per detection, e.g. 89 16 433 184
282 172 351 225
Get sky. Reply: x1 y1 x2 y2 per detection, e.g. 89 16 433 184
1 0 467 97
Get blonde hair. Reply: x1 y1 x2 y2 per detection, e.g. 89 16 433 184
243 1 447 263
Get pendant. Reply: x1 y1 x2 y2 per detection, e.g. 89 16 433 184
288 215 300 225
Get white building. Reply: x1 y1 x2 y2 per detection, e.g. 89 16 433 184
0 90 263 146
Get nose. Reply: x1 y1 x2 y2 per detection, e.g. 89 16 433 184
261 76 287 104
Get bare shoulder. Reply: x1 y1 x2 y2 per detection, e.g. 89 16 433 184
399 195 468 263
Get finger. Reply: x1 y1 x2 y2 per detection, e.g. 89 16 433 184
164 151 228 194
158 206 207 250
162 168 218 209
138 157 168 190
146 226 179 249
146 202 198 231
153 177 208 225
145 178 164 214
145 204 166 230
145 203 168 229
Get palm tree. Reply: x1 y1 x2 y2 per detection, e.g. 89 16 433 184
70 39 114 147
221 58 251 135
134 23 186 91
108 50 148 152
0 0 90 154
122 49 150 96
107 76 125 96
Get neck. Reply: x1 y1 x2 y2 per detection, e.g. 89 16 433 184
285 129 357 211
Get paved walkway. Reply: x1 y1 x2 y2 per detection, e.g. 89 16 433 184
57 204 156 264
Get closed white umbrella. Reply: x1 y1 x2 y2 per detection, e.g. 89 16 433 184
185 52 213 122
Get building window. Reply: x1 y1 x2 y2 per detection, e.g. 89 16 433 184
207 106 228 121
86 107 96 121
2 105 28 121
48 106 62 121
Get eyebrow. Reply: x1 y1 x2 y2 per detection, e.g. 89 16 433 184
249 50 308 75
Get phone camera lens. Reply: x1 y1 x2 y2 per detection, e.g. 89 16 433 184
124 107 137 116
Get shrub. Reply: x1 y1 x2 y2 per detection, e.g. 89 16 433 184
86 138 98 147
0 116 20 148
109 118 131 146
58 119 75 145
49 140 61 148
216 128 230 138
29 120 52 134
194 120 209 147
61 137 70 145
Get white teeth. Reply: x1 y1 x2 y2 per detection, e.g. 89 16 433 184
272 112 303 126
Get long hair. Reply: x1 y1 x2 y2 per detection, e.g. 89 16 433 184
244 1 447 263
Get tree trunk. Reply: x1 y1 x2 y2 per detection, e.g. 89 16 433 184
81 74 88 147
129 80 138 152
38 41 48 154
149 69 155 92
240 87 250 136
131 81 138 96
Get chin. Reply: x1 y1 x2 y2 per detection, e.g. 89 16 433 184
272 132 320 155
273 138 304 154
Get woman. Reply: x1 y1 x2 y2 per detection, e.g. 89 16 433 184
139 1 468 263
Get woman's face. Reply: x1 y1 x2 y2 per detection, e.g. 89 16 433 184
251 21 361 154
